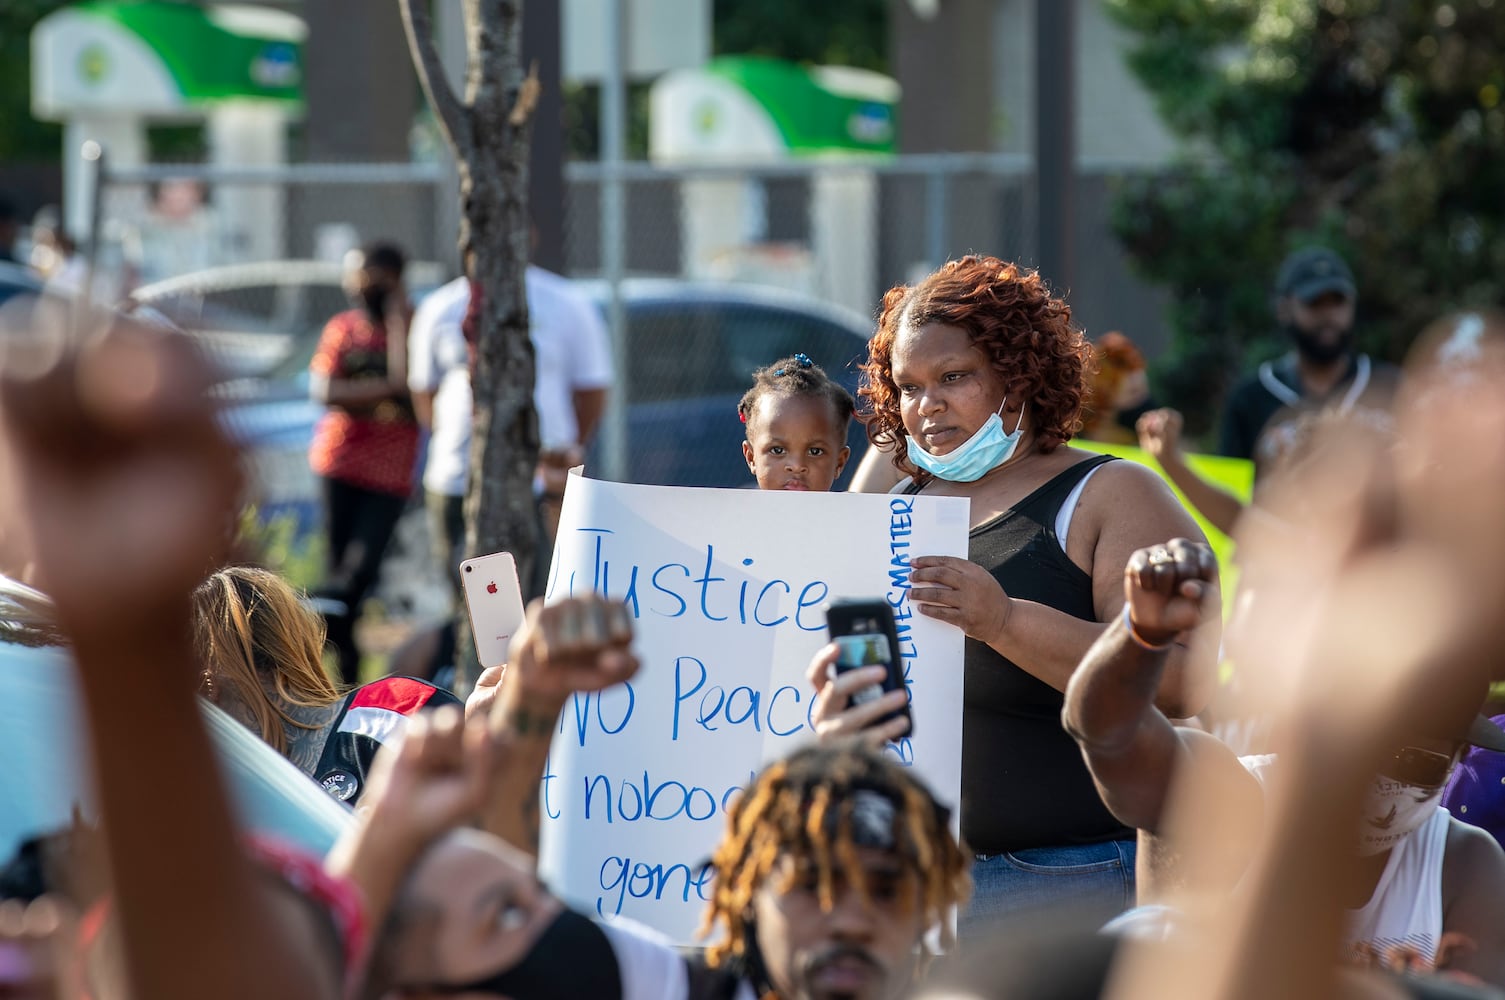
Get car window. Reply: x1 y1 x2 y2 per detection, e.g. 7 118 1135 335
721 307 870 388
139 282 349 381
625 300 870 405
0 640 351 872
625 303 729 402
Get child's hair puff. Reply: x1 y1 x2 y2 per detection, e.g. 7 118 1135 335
738 353 856 433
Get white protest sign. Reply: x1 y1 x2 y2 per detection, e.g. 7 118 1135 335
536 472 969 943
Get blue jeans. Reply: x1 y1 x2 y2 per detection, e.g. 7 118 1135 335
959 838 1137 942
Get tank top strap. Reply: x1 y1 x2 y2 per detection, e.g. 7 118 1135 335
901 453 1115 502
1012 453 1117 520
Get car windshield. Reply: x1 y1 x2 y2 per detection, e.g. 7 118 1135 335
0 633 352 870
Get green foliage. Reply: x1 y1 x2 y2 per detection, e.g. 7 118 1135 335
1106 0 1505 434
146 123 208 162
563 81 654 160
0 0 67 161
713 0 888 72
236 507 326 593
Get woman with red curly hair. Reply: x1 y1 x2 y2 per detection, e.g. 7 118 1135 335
813 256 1218 934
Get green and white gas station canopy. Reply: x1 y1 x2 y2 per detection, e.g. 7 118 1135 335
653 56 900 161
33 1 305 120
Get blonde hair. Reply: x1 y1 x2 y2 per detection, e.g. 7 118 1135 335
191 566 343 755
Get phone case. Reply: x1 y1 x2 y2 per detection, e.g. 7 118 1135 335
824 598 913 736
459 551 527 670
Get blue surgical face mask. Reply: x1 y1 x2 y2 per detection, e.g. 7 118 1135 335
906 401 1027 482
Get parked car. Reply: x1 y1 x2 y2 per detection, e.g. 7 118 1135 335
0 576 352 879
132 260 447 537
574 278 874 489
132 265 878 522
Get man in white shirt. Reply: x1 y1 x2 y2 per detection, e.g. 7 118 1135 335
407 264 613 600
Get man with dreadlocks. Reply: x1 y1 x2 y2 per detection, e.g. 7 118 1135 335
697 742 971 999
341 607 971 1000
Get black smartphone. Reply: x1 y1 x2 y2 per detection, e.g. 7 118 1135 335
824 599 912 737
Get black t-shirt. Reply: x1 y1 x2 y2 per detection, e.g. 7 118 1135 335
1218 353 1399 471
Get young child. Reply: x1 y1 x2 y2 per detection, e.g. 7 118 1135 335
738 353 855 491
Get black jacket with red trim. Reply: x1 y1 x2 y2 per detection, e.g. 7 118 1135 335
312 675 462 805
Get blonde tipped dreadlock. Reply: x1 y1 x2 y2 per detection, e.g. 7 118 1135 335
699 741 971 972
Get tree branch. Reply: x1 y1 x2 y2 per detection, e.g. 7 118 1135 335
509 60 542 127
399 0 471 155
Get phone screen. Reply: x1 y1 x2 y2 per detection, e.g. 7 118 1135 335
825 599 911 736
832 631 897 707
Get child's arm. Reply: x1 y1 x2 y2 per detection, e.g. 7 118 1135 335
847 438 906 494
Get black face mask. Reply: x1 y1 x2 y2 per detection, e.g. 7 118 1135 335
1284 319 1353 365
422 907 623 999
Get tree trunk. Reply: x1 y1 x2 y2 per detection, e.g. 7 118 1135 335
401 0 537 694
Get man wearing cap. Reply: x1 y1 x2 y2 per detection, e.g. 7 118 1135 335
1219 247 1399 473
1063 538 1505 984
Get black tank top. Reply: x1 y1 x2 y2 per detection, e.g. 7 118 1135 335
912 453 1131 853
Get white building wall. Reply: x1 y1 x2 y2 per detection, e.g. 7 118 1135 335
993 0 1180 166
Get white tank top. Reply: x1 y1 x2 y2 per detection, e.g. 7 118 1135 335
1342 805 1449 966
1241 755 1448 966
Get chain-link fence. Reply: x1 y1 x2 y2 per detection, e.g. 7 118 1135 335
94 154 1166 492
95 154 1044 306
563 153 1037 319
96 154 1164 623
93 160 455 297
94 153 1156 346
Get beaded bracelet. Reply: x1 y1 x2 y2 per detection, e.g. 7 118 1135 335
1122 603 1175 651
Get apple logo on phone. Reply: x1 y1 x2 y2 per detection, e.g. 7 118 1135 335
486 581 498 594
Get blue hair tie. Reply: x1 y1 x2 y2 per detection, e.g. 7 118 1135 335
773 354 813 378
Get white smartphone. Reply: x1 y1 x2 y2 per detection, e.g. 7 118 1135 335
459 551 527 670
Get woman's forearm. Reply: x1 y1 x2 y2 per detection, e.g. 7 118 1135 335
980 598 1105 692
985 600 1214 716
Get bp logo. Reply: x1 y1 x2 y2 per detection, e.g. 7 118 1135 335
847 102 894 145
693 99 719 136
77 43 109 85
251 43 299 88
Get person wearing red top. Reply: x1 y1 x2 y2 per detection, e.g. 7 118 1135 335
308 242 419 684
